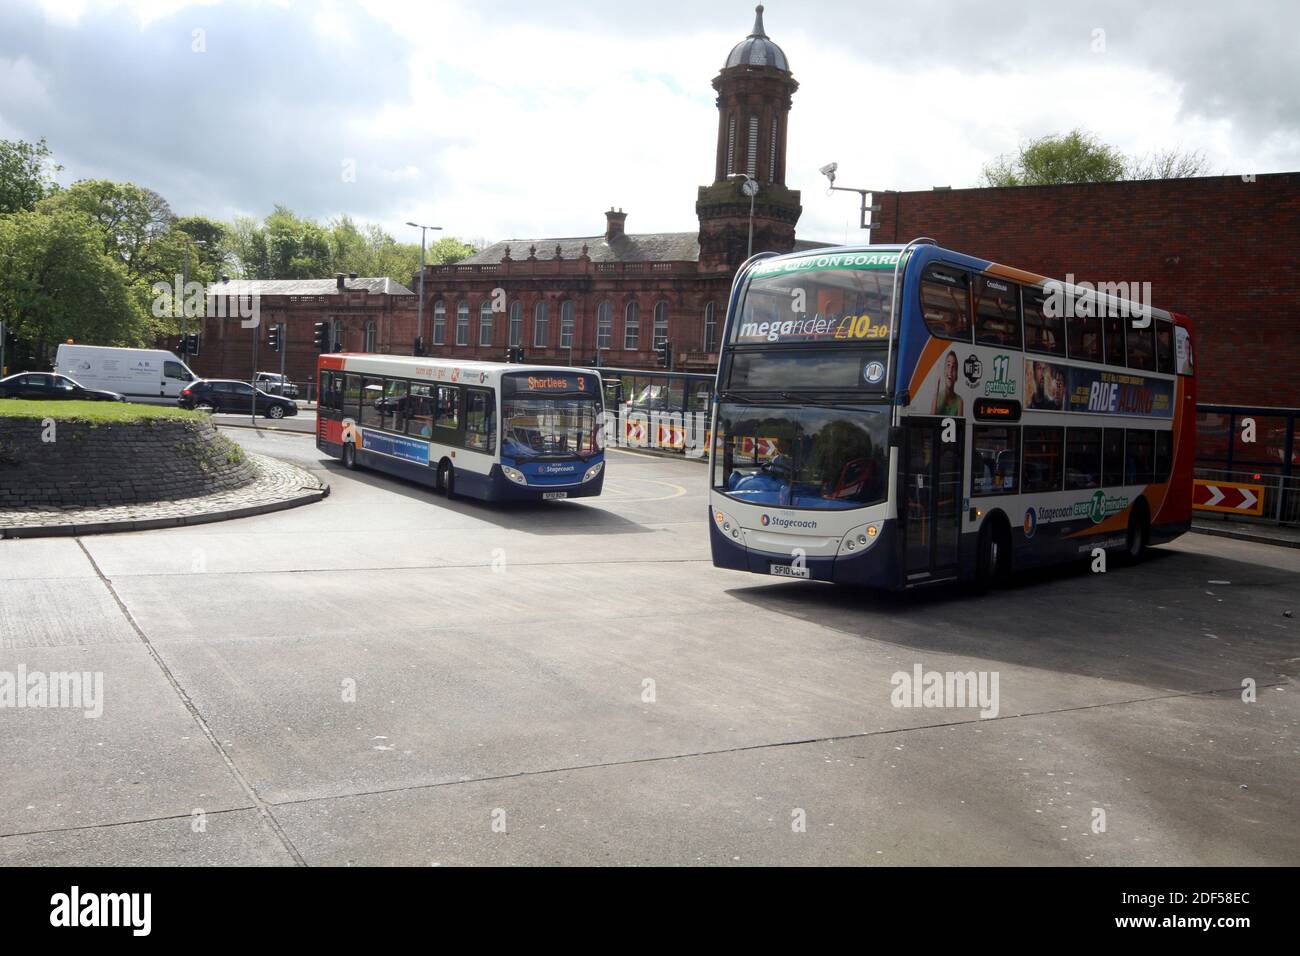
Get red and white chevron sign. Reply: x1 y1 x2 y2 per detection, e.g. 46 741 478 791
1193 479 1264 516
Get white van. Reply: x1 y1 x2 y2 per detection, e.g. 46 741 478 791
54 344 197 405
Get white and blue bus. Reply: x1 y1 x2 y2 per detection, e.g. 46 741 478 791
317 354 606 502
709 242 1196 589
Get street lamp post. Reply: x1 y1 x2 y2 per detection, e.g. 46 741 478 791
406 221 443 355
731 173 759 258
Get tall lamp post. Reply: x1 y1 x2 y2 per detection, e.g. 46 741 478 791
406 221 443 355
731 173 759 258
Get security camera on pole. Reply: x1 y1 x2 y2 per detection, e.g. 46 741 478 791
820 162 882 231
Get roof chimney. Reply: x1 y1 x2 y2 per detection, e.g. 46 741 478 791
335 272 346 290
604 207 627 242
348 272 358 280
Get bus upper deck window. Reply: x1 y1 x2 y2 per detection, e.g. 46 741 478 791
1066 307 1102 363
1155 319 1174 374
974 276 1022 349
1126 315 1156 371
919 266 972 341
1023 288 1065 356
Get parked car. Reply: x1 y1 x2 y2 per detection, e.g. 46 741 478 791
0 371 125 402
178 379 299 419
253 372 300 399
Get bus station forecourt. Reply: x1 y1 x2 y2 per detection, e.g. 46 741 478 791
2 235 1297 864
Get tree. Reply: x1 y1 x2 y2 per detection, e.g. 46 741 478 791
981 129 1215 186
0 208 152 352
38 179 176 281
0 137 62 214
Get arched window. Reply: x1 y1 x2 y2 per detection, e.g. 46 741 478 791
726 117 736 177
533 301 549 348
703 302 717 352
509 301 523 347
560 300 575 348
432 300 446 345
596 302 612 350
479 301 494 346
624 301 640 350
747 116 758 177
653 300 669 348
364 320 377 352
456 302 469 346
769 119 778 181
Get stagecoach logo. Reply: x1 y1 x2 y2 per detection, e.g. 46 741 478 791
864 361 885 384
479 372 487 383
760 514 819 530
1023 507 1037 539
963 354 982 388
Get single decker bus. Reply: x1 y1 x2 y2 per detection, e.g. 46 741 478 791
708 241 1196 589
317 354 606 502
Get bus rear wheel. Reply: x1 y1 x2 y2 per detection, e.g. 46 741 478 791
1124 502 1150 563
342 442 357 470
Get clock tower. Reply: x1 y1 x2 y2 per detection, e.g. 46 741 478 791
696 5 803 275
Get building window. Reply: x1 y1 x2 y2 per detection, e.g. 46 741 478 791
509 301 523 347
533 301 549 348
747 116 758 177
364 320 377 352
653 300 669 347
703 302 717 351
624 302 640 350
456 302 469 346
479 301 493 346
597 301 612 350
726 117 736 177
432 300 446 345
331 319 344 350
560 300 575 348
769 119 778 181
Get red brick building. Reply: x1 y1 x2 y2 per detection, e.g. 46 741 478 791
192 274 416 386
871 173 1300 407
414 5 820 373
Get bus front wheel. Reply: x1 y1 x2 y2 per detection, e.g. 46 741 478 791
974 518 1009 593
437 460 456 499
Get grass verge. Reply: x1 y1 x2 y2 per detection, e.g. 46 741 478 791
0 400 205 424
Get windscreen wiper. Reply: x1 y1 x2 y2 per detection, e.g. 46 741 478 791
780 391 880 411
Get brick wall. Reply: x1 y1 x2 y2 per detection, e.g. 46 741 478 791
0 417 256 510
874 172 1300 407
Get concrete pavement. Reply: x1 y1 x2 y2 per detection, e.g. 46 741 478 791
1 429 1297 865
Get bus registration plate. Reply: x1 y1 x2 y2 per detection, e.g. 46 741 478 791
543 491 568 500
769 563 809 579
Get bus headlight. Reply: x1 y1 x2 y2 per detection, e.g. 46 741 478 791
502 465 528 485
838 522 881 556
582 461 605 482
712 508 742 540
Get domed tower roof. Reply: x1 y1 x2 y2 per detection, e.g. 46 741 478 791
724 5 789 72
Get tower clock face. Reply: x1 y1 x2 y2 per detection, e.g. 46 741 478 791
742 179 759 197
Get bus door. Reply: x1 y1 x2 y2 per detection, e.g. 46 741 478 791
901 417 963 583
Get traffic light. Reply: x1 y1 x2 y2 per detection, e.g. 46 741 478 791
186 333 200 356
313 322 328 352
656 339 672 369
266 325 280 353
504 347 524 364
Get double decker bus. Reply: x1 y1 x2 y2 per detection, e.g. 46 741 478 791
317 354 606 502
708 241 1196 589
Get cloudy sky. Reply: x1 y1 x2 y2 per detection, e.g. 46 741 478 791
1 0 1296 247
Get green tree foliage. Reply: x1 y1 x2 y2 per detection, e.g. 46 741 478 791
0 208 151 348
0 138 62 214
981 129 1214 186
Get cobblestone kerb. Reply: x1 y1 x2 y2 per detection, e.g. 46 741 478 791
0 453 327 538
0 416 254 509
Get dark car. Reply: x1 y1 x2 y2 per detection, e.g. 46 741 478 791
0 372 125 402
178 379 299 419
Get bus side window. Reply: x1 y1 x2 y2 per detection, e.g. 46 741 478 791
1155 319 1175 374
360 377 383 429
974 276 1022 349
465 389 495 454
1064 427 1102 490
1102 315 1126 366
1102 428 1125 487
1066 305 1102 363
1021 426 1064 493
1125 429 1154 484
971 425 1019 496
1154 430 1173 482
919 265 971 341
435 385 461 431
406 383 433 438
1023 288 1064 356
344 374 362 419
1126 317 1156 371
